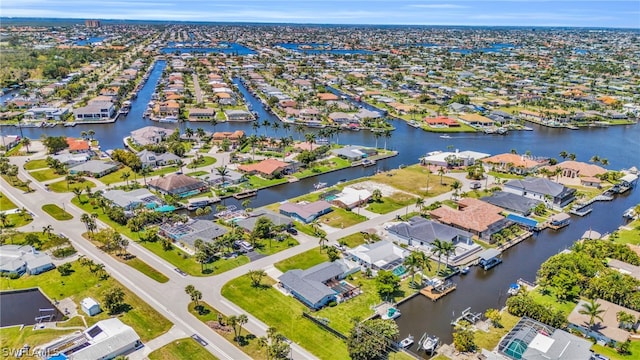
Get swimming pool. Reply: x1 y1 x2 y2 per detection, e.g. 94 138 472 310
154 205 176 212
324 195 337 201
392 265 407 276
504 338 528 359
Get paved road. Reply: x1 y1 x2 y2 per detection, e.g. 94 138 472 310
192 73 203 104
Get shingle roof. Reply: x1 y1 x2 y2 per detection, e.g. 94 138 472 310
279 261 348 305
504 177 569 197
387 216 471 244
148 174 207 195
481 191 541 214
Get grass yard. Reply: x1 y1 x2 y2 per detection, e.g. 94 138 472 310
292 221 319 237
592 341 640 360
369 165 455 197
366 192 416 214
613 219 640 245
318 207 367 228
338 233 367 248
274 247 329 272
97 166 134 185
0 326 77 355
42 204 73 220
148 338 219 360
529 289 576 315
188 302 266 359
149 165 180 177
247 175 288 188
0 261 172 342
121 257 169 283
0 192 17 210
23 159 49 170
1 212 33 229
186 156 217 169
71 196 139 241
29 168 64 182
474 312 521 351
47 178 96 193
187 170 208 177
488 171 524 180
1 174 31 192
254 236 299 256
222 274 350 360
6 232 69 250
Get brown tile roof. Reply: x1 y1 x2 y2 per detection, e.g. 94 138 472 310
482 153 541 169
429 198 505 234
238 159 289 176
568 299 640 343
317 93 339 101
544 161 606 178
148 174 205 193
66 137 90 152
424 116 460 126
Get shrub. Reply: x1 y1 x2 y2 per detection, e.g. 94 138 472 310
52 247 77 258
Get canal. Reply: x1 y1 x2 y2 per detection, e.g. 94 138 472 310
4 58 640 350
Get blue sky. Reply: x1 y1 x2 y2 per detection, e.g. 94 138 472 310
2 0 639 28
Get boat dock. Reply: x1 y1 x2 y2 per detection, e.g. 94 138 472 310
420 280 456 301
451 307 482 327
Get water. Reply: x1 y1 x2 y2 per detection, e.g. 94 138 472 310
75 37 105 46
161 42 256 55
275 43 376 55
0 288 63 326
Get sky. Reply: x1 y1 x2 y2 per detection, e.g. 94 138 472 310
2 0 639 28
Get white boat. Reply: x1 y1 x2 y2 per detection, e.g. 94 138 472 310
419 333 439 354
398 335 414 348
439 135 451 139
381 307 401 320
362 159 376 167
159 116 179 123
459 266 470 275
623 208 636 219
314 182 327 190
507 283 521 296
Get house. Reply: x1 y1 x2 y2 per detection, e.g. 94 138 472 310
225 110 253 121
328 112 353 124
481 191 541 216
212 130 245 146
607 258 640 281
421 150 489 168
130 126 169 146
482 153 547 175
279 200 333 223
102 189 163 211
387 217 482 265
159 219 228 251
0 245 54 276
278 260 360 309
148 174 209 198
429 198 512 241
188 108 216 121
543 161 606 180
0 135 21 152
81 297 102 316
424 116 461 128
497 317 592 360
568 299 640 346
66 137 91 153
346 241 409 272
317 93 339 101
331 146 377 161
24 107 68 121
503 178 576 208
331 187 372 209
204 168 245 185
51 152 91 166
458 113 493 126
68 160 119 178
235 209 293 233
154 100 180 117
137 149 180 168
74 101 116 121
237 158 292 178
354 108 382 121
47 318 142 360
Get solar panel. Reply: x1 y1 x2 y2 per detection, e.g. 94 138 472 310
87 325 103 338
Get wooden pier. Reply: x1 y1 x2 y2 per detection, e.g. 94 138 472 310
420 281 456 301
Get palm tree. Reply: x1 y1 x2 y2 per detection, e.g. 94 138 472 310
318 233 328 252
568 153 577 161
373 131 381 149
600 158 609 167
247 135 258 160
72 187 84 202
559 150 568 160
579 299 605 331
42 225 54 239
282 122 291 135
0 212 9 228
252 121 260 135
185 127 194 140
415 197 425 214
415 251 432 285
438 167 446 185
237 314 248 338
304 132 316 151
271 122 280 136
404 251 421 285
139 166 151 185
441 241 456 271
450 180 462 199
262 120 270 136
216 165 229 186
431 239 447 276
88 129 95 140
21 137 31 153
382 129 392 151
175 159 185 173
295 124 305 141
590 155 601 164
120 171 131 188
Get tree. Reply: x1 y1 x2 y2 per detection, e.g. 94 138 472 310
42 225 54 238
371 189 382 202
559 150 568 160
252 216 273 239
375 270 400 300
103 287 126 314
185 284 195 296
259 327 291 360
248 269 266 287
216 165 230 186
21 137 31 153
453 320 476 352
431 239 447 276
579 299 605 330
616 311 636 330
72 187 84 202
327 246 340 262
438 167 446 185
382 129 392 151
404 251 421 286
42 136 69 154
318 233 328 252
175 159 185 173
120 171 131 188
347 318 399 360
57 263 73 276
190 289 202 306
450 180 462 199
304 132 316 151
485 308 502 328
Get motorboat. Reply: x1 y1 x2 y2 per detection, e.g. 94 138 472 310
623 207 637 219
398 334 414 348
507 283 521 296
459 266 470 275
314 182 327 190
381 307 401 320
439 135 451 139
418 333 439 354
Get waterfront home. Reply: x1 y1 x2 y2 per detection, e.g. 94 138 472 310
503 177 576 208
316 92 339 101
429 198 513 241
204 168 245 186
497 317 592 360
346 240 409 273
147 174 209 198
420 149 489 168
66 137 91 153
68 160 119 178
159 219 228 252
278 259 360 310
331 146 377 161
212 130 245 146
0 245 54 276
279 200 333 223
74 100 116 121
154 100 180 117
481 153 547 175
328 112 353 124
102 188 163 211
137 149 180 168
224 109 253 121
481 191 541 216
354 108 383 121
542 160 606 180
607 258 640 281
568 299 640 346
448 103 476 113
188 108 216 121
235 209 293 233
458 113 493 127
237 158 293 178
386 216 482 265
130 126 169 146
423 116 461 128
0 135 21 152
23 107 68 121
51 152 91 166
331 187 372 209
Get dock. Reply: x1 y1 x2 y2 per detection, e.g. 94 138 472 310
451 307 482 327
420 280 456 301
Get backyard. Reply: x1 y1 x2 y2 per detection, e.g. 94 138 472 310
366 192 417 214
274 247 329 272
47 177 96 193
317 206 367 228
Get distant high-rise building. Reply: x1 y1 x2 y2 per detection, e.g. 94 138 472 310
85 19 101 28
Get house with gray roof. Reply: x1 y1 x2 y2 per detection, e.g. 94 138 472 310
148 174 209 198
353 108 382 121
103 189 162 211
130 126 169 147
503 178 576 208
481 191 541 216
137 149 180 168
235 209 292 233
279 200 333 223
224 109 254 121
278 260 360 309
68 160 119 178
0 245 54 276
159 219 228 251
346 240 409 272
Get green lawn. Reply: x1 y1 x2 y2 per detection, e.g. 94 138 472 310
7 231 69 250
292 157 351 179
0 326 77 355
366 192 417 214
122 257 169 283
318 207 367 228
592 341 640 360
47 178 96 193
23 159 49 170
97 166 135 185
187 170 208 177
42 204 73 220
369 165 455 197
222 274 350 360
1 212 33 229
149 165 180 177
0 192 17 210
29 168 64 182
148 338 219 360
529 289 577 315
613 219 640 245
188 302 266 359
71 196 140 241
186 156 217 169
488 171 524 180
292 221 318 237
474 312 521 351
338 233 367 248
0 261 172 342
248 175 288 188
254 236 299 256
1 174 31 192
274 247 329 272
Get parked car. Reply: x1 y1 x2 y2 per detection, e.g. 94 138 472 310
286 227 298 235
470 181 481 189
240 241 254 252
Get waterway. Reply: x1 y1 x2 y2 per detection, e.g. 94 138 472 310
3 58 640 349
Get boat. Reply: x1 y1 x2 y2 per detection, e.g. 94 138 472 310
439 135 451 139
63 122 77 127
159 116 179 123
507 283 521 296
623 207 637 219
569 206 593 216
187 197 218 211
381 307 401 320
459 266 470 275
314 182 327 190
233 189 258 199
418 333 439 354
408 120 421 128
398 335 414 348
361 159 376 167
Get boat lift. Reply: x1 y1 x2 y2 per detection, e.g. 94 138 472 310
451 307 482 327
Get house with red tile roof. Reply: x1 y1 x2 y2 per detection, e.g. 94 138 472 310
317 93 339 101
237 159 293 178
66 138 91 153
429 198 512 241
424 116 461 128
482 153 547 175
